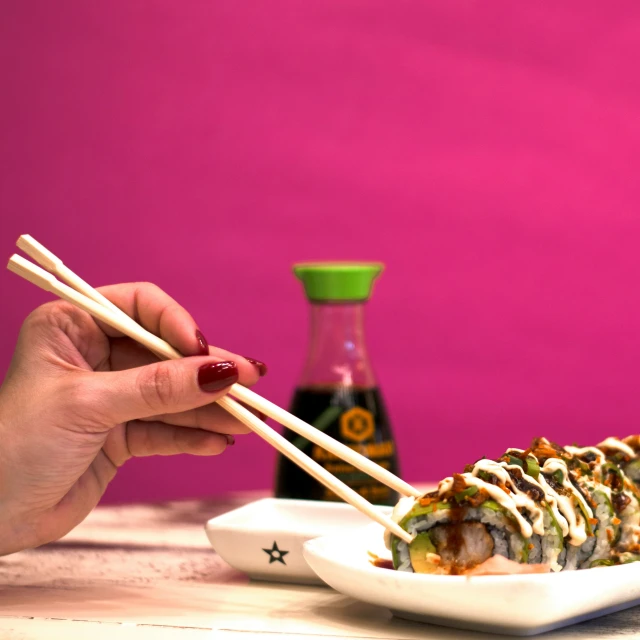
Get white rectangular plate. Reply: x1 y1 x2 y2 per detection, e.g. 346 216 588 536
303 523 640 636
205 498 391 585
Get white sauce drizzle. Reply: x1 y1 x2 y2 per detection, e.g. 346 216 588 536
387 439 623 548
434 451 595 543
439 471 534 538
534 474 570 538
564 446 605 464
540 458 591 545
598 437 636 458
471 460 545 535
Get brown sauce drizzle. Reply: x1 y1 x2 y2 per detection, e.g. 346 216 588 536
448 513 464 565
582 450 599 464
437 473 491 508
527 438 564 462
451 473 468 494
466 488 491 507
371 558 394 570
507 467 545 502
612 491 631 514
571 474 597 511
604 467 624 492
546 474 572 497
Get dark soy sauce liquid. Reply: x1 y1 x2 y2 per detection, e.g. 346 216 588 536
274 386 400 506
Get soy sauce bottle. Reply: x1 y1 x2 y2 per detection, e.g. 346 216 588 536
274 263 399 506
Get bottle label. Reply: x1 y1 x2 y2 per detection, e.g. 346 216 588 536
277 387 400 506
339 406 375 442
311 404 396 504
311 440 395 462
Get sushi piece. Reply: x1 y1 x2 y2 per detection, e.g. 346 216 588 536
386 436 640 575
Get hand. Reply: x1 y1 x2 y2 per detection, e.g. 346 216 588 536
0 282 266 556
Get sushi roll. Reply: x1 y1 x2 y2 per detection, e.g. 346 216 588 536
386 436 640 575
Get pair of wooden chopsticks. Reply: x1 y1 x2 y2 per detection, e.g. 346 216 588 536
8 236 420 544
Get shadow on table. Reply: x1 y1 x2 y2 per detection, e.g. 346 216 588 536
310 595 640 639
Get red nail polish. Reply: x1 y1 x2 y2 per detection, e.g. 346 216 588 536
244 357 268 376
195 330 209 356
225 434 235 446
197 361 238 392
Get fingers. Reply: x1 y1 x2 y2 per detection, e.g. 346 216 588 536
125 421 232 458
96 282 207 357
106 339 263 390
141 402 258 434
107 337 160 370
16 300 109 371
96 282 268 380
88 356 243 425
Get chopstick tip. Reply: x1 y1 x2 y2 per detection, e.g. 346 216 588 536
15 234 60 269
7 253 21 269
16 235 33 253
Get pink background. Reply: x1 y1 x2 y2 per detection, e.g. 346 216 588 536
2 2 640 503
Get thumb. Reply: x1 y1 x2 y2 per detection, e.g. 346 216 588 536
90 358 239 425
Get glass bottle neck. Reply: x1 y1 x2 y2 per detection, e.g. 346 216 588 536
299 302 376 388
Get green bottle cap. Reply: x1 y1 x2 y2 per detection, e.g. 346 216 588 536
293 262 384 302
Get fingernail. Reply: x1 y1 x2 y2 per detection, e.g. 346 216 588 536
195 330 209 356
244 357 268 376
225 434 235 446
197 361 238 392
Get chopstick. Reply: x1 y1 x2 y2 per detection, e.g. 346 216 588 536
16 235 169 361
226 385 421 497
14 235 421 500
7 249 416 544
8 254 183 359
17 235 125 317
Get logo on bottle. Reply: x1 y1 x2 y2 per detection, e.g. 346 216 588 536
339 406 375 442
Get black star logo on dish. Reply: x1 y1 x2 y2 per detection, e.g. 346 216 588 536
262 541 289 565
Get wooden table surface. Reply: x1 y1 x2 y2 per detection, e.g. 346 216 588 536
0 491 639 639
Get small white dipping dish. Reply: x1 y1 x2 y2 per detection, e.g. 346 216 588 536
205 497 392 585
